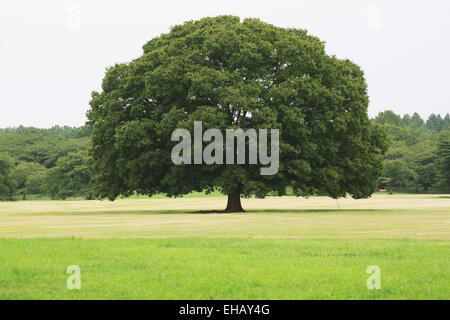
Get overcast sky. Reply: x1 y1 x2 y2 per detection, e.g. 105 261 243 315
1 0 449 128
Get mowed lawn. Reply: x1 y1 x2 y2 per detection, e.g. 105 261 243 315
0 194 448 299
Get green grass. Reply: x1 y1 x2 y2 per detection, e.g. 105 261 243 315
0 194 448 299
0 238 448 299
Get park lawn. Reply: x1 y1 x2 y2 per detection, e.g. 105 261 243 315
0 238 448 300
0 194 448 299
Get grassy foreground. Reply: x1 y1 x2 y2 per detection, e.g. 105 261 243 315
0 238 448 299
0 194 448 299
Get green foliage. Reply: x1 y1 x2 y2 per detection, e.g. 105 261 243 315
381 159 414 193
11 162 47 199
437 130 450 191
411 112 425 127
87 16 388 205
0 126 92 200
0 154 15 200
375 110 450 193
0 126 91 168
43 150 94 200
375 110 403 126
410 142 439 191
426 114 446 132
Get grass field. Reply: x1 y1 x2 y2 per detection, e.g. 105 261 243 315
0 194 449 299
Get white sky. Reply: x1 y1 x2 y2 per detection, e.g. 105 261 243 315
1 0 449 128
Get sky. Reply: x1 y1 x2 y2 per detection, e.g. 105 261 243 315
1 0 449 128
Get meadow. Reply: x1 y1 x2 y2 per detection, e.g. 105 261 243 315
0 194 448 299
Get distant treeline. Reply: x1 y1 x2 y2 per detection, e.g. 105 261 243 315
0 126 92 200
373 111 450 193
0 112 449 200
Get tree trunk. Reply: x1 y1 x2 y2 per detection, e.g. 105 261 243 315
225 186 244 212
22 191 26 201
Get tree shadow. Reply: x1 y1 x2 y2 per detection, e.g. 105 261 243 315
251 208 388 213
24 208 395 216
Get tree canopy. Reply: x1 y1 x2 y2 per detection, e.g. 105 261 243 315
375 111 450 193
87 16 388 211
44 150 93 200
0 154 15 200
0 126 93 200
438 131 450 192
0 126 90 168
0 110 448 202
11 161 47 200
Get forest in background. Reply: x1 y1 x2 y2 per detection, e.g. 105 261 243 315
0 111 449 200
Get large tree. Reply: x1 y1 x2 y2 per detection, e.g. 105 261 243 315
87 16 388 212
